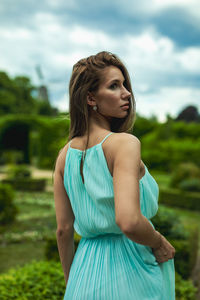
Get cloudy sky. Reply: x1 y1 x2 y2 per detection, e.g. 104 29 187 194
0 0 200 122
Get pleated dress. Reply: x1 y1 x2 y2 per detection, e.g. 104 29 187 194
63 132 175 300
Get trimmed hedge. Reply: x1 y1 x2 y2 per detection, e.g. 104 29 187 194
7 164 31 179
0 260 65 300
179 178 200 192
0 183 18 225
0 261 197 300
0 115 69 169
2 178 46 192
169 162 200 189
159 187 200 211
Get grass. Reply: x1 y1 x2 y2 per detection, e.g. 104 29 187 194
0 241 46 274
0 191 56 274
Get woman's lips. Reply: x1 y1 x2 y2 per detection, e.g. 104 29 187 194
121 105 129 110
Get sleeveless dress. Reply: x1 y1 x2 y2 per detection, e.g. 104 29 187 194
63 132 175 300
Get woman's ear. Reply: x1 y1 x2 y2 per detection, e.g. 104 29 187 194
87 92 96 107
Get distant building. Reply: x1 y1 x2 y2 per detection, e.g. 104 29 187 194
38 85 49 103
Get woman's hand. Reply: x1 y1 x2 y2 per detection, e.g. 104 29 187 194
152 233 175 263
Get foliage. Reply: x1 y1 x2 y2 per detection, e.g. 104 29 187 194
35 117 69 169
0 150 24 165
151 205 188 240
0 260 197 300
132 114 160 139
159 188 200 211
179 178 200 192
0 71 57 116
175 272 198 300
44 232 81 261
176 105 200 123
0 260 65 300
0 115 69 168
170 162 200 190
152 206 199 279
7 164 31 179
2 178 46 192
141 121 200 171
0 183 17 225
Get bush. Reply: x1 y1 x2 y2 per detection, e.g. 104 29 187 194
0 260 65 299
7 164 31 179
0 183 17 225
175 272 197 300
179 178 200 192
0 260 197 300
159 188 200 211
151 206 187 240
0 150 24 165
152 206 199 279
44 232 81 261
2 178 46 192
170 162 200 189
170 239 191 279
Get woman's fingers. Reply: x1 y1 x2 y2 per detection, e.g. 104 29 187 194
152 237 175 262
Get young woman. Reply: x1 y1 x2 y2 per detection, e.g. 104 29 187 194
54 51 175 299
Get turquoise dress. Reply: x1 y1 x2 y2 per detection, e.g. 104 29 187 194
63 132 175 300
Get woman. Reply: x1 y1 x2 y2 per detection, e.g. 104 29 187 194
54 51 175 299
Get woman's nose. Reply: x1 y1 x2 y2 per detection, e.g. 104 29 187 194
122 87 131 99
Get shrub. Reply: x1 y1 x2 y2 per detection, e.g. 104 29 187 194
159 188 200 211
2 178 46 192
179 178 200 192
151 206 187 240
175 272 197 300
0 150 24 165
0 260 65 299
7 164 31 179
0 183 17 225
152 206 199 279
44 232 81 261
0 260 197 300
170 162 200 189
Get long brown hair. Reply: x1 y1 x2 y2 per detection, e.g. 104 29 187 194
68 51 136 183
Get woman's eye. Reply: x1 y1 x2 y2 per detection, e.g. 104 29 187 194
110 83 118 89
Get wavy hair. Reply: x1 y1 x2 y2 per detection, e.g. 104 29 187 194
68 51 136 183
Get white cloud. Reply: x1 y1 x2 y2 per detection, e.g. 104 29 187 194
136 86 200 122
0 4 199 121
177 47 200 73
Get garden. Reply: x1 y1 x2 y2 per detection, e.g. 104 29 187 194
0 114 200 299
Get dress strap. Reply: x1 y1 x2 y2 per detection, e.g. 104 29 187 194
100 132 114 145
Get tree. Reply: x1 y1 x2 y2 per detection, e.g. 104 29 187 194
0 71 58 116
176 105 200 123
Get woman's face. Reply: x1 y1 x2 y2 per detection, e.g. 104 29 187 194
91 66 131 118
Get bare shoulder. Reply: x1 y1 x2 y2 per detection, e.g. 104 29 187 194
110 132 141 153
54 142 70 176
113 132 140 144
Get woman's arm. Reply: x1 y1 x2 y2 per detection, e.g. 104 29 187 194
113 133 175 262
53 145 75 284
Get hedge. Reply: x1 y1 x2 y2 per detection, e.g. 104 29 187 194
159 187 200 211
45 232 81 261
0 261 197 300
0 260 65 300
0 183 17 225
152 206 199 279
2 178 46 192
